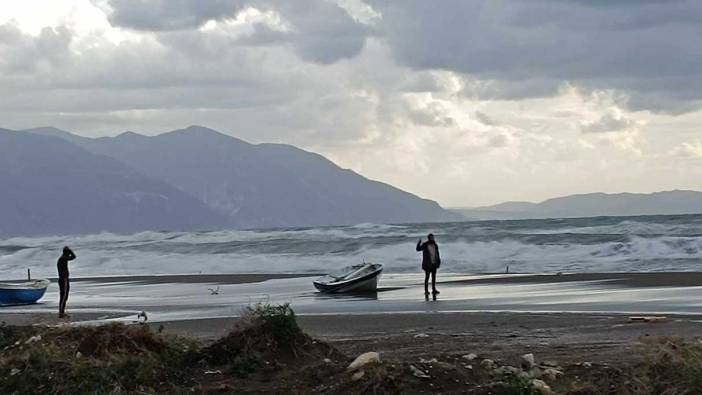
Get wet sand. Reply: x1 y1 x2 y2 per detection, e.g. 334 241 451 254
68 273 313 284
443 271 702 287
59 271 702 288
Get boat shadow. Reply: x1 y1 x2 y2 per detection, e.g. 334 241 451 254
313 286 404 301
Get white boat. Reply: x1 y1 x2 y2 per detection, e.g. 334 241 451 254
314 263 383 293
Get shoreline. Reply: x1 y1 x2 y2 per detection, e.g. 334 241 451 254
7 271 702 287
442 271 702 287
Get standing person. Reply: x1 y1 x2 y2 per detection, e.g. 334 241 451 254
416 233 441 296
57 246 76 318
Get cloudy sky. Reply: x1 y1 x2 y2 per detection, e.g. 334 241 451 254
2 0 702 207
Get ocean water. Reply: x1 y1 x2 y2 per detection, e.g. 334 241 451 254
2 214 702 279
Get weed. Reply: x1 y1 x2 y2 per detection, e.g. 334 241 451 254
628 337 702 394
501 373 542 395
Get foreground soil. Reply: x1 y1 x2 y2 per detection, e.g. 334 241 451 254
2 307 702 394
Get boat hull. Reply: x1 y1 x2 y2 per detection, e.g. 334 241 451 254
314 264 382 293
0 280 50 305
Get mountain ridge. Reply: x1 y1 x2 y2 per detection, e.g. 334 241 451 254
14 125 458 233
0 128 226 236
453 190 702 220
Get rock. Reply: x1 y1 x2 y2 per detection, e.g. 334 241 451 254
347 352 380 371
521 353 535 370
462 353 478 361
75 351 82 359
352 371 365 381
494 365 520 376
10 368 20 376
435 361 455 371
528 367 542 379
217 383 233 392
420 357 438 364
323 358 332 364
204 370 222 375
582 361 593 368
531 379 553 395
480 359 496 370
410 364 430 379
413 333 429 338
24 335 41 345
542 368 563 381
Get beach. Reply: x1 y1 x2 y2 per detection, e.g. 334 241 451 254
4 272 702 361
5 272 702 393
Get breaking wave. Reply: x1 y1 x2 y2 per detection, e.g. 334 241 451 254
2 214 702 279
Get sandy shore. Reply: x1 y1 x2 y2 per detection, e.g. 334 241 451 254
142 311 702 365
4 309 699 368
68 273 313 284
11 271 702 286
4 272 702 393
443 271 702 287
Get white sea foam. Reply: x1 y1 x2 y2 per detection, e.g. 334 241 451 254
2 217 702 279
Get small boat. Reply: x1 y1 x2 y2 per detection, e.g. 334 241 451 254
0 279 50 305
314 263 383 293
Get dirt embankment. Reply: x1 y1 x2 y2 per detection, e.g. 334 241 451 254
2 305 702 394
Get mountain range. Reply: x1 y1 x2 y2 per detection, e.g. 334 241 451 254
0 126 457 236
453 190 702 220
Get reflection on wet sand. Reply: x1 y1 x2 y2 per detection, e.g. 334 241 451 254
4 272 702 324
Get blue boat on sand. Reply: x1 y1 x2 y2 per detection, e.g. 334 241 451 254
0 279 50 305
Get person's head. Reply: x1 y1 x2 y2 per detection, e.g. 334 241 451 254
427 233 435 242
62 246 71 256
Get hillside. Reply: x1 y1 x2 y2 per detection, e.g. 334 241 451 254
0 129 225 236
23 126 457 230
453 190 702 220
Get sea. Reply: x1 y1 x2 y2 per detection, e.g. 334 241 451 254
3 214 702 280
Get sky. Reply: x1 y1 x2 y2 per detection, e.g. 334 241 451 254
2 0 702 207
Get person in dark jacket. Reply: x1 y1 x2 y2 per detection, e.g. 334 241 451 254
57 246 76 318
416 233 441 296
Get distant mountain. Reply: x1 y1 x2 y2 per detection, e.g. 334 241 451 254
0 129 225 236
22 125 457 230
453 190 702 220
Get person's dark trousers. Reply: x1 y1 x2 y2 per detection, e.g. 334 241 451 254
58 276 70 316
424 269 437 294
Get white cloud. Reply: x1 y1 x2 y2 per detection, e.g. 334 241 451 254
581 110 638 134
1 1 702 206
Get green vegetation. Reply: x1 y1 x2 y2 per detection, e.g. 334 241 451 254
629 337 702 394
3 310 702 394
0 304 336 394
501 374 543 395
0 323 198 394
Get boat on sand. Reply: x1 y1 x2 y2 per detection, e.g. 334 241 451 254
314 263 383 293
0 279 50 305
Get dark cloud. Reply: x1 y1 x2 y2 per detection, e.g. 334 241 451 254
369 0 702 112
98 0 370 64
96 0 245 30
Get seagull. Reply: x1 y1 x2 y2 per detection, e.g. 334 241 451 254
208 286 220 295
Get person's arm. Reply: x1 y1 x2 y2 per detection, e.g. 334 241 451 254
436 244 441 264
416 239 423 252
67 249 76 261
